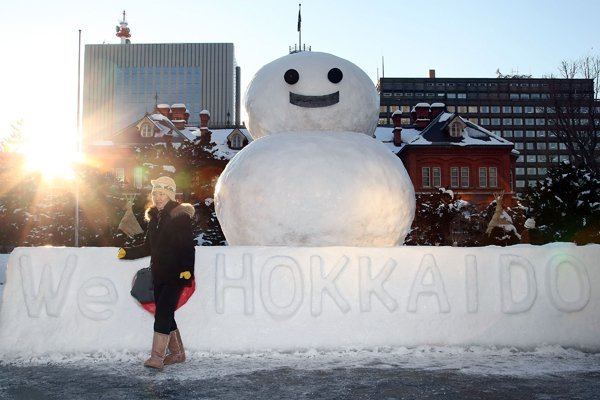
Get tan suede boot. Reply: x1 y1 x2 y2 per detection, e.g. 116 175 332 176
164 329 186 365
144 332 170 369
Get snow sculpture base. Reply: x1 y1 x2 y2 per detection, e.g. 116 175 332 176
1 244 599 357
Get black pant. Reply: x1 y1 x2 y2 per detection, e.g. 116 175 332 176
153 283 184 334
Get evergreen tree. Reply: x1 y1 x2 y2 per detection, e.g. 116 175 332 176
405 189 483 246
522 161 600 244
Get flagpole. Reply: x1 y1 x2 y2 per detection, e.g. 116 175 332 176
298 3 302 50
75 29 81 247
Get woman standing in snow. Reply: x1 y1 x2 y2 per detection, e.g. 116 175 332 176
117 176 195 369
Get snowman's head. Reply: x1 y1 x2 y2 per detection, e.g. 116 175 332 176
245 51 379 139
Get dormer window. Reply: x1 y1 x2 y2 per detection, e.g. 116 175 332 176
448 118 466 138
450 124 462 137
227 128 248 150
231 134 242 149
141 123 153 138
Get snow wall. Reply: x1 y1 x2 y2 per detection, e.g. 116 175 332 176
0 244 599 357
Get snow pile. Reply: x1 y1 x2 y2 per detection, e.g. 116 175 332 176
215 132 415 246
216 51 415 246
244 51 379 139
0 253 8 302
0 244 599 359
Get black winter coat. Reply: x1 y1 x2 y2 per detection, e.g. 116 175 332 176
123 201 196 286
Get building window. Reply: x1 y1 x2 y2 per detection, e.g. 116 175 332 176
231 134 243 149
468 106 478 113
480 106 490 113
503 106 512 113
461 167 470 187
450 167 459 188
450 123 462 137
491 106 501 113
479 167 487 188
478 167 497 188
433 167 441 187
141 124 153 137
422 167 431 188
421 166 441 188
489 167 498 187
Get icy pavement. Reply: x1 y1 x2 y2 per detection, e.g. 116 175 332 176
1 346 599 399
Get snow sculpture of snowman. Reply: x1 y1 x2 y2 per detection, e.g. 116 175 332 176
215 51 415 246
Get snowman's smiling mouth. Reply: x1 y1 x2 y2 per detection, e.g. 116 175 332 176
289 91 339 108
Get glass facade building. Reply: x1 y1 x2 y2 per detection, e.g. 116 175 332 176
83 43 238 144
378 76 596 191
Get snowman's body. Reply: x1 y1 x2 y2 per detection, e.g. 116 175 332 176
215 51 415 246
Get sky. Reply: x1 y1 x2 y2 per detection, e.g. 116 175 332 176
1 0 599 150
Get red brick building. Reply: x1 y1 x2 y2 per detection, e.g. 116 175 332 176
376 102 517 207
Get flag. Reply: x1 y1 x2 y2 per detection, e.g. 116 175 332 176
297 6 301 32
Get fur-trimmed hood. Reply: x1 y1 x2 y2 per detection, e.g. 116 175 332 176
145 201 195 221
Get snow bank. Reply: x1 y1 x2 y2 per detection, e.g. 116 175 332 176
0 253 8 303
0 244 599 358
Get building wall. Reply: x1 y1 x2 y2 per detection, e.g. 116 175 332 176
400 146 515 206
83 43 237 144
378 76 594 191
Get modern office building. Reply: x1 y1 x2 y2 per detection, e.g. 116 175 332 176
83 42 240 145
378 72 595 190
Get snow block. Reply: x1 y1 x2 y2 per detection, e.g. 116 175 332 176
0 244 599 357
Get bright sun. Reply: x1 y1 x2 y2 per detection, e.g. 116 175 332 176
21 127 81 181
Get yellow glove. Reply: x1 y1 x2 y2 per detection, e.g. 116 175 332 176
117 248 126 259
180 271 192 280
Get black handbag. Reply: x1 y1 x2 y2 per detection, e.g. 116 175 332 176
131 267 154 303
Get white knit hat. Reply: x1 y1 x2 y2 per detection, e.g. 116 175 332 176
151 176 176 202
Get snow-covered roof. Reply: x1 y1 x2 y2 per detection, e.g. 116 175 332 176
374 111 514 153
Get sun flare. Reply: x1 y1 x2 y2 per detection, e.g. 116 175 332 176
21 130 82 181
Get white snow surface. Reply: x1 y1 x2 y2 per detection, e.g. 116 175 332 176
217 51 414 246
0 244 599 360
215 131 415 246
0 253 7 301
244 51 379 139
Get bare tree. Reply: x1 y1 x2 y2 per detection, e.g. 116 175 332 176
545 55 600 171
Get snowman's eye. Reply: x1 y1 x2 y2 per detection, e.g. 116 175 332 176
284 69 300 85
328 68 343 84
